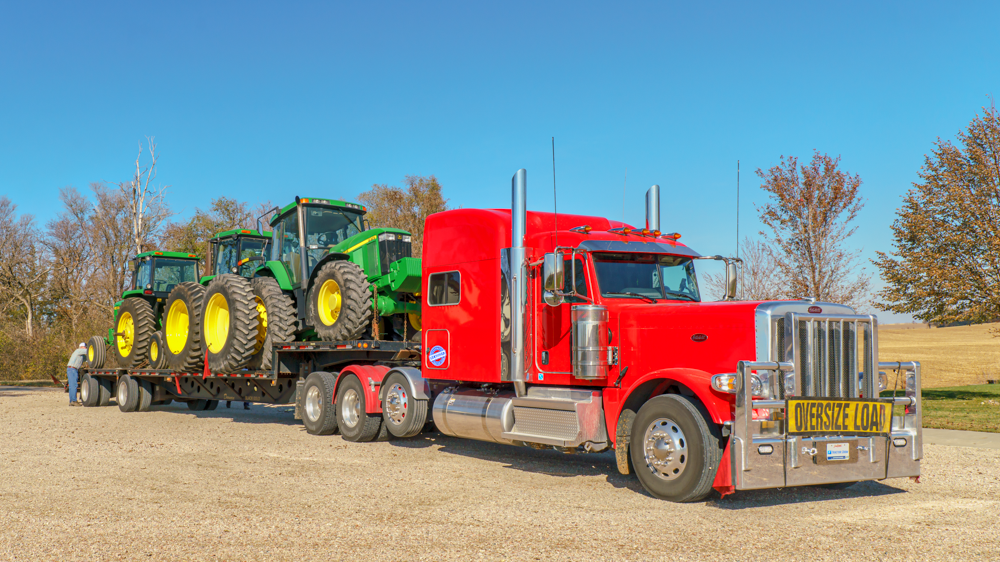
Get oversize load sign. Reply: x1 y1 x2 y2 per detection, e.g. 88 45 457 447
786 398 891 436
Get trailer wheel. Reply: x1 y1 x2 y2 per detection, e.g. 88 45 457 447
148 332 167 370
247 277 295 370
164 282 207 371
302 372 339 435
113 298 156 368
629 394 722 503
117 375 140 412
87 336 107 369
80 373 100 407
308 261 373 341
336 375 381 442
97 377 112 406
381 373 427 438
186 399 207 411
136 379 154 412
204 400 219 411
202 275 259 372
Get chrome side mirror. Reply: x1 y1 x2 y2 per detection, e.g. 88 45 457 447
542 253 565 307
725 262 738 300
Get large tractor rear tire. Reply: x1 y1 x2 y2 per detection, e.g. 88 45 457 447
86 335 107 369
164 282 206 372
308 260 372 341
247 277 295 370
202 275 258 372
113 298 155 368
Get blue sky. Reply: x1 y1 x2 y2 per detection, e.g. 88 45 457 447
2 1 998 321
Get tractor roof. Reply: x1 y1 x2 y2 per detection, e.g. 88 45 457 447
271 197 367 225
135 250 201 260
210 228 271 240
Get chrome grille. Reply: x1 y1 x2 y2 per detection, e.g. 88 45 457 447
781 313 878 399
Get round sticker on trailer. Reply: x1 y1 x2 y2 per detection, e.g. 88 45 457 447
429 345 447 367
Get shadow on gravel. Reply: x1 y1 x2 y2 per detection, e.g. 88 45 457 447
391 433 646 493
141 402 302 426
709 479 905 509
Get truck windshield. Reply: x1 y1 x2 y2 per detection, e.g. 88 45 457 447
592 253 700 302
152 258 199 293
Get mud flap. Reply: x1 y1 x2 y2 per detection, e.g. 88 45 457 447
615 408 636 475
712 438 734 498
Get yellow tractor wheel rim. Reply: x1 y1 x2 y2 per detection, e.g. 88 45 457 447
408 312 421 332
150 339 158 362
165 299 189 354
88 346 94 362
117 312 134 356
205 293 230 354
253 296 267 353
317 279 342 326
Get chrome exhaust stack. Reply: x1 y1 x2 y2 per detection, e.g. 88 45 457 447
645 184 660 232
510 169 528 397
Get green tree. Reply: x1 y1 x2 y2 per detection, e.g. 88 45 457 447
357 175 448 258
875 103 1000 324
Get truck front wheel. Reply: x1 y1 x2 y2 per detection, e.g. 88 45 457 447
629 394 722 502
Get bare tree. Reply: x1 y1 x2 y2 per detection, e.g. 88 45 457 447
0 197 48 337
756 152 871 310
703 237 784 301
116 137 171 256
357 175 448 257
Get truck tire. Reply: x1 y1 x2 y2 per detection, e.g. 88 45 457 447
113 298 155 368
186 399 207 411
136 379 154 412
97 377 112 406
308 261 372 341
164 282 207 372
247 277 295 370
204 400 219 411
87 335 107 369
202 275 258 372
302 372 338 435
381 372 428 438
148 332 167 370
336 375 381 442
117 375 140 412
80 373 100 407
629 394 723 503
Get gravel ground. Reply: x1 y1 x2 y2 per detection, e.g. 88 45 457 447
2 386 999 561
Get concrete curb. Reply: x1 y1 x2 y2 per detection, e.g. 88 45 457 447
923 428 1000 450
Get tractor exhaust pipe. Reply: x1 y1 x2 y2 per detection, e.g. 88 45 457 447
645 185 660 232
511 169 528 397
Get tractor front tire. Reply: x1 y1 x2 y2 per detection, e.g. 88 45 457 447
202 275 258 372
113 298 155 368
247 277 296 370
308 261 372 341
87 335 107 369
164 282 207 372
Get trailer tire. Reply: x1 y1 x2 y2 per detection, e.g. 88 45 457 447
80 373 100 407
202 275 259 372
186 399 207 411
308 261 372 341
117 375 140 412
113 298 156 368
302 372 339 435
164 282 207 372
336 375 381 442
87 336 107 369
247 277 296 370
148 332 167 370
204 400 219 411
381 372 428 438
630 394 722 503
97 377 112 406
136 379 154 412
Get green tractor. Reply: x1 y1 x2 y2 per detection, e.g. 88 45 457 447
161 197 422 373
86 251 202 370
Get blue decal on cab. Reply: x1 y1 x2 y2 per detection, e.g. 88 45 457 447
429 345 447 367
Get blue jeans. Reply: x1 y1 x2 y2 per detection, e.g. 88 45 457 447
67 367 78 403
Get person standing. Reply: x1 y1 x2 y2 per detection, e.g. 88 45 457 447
66 342 88 406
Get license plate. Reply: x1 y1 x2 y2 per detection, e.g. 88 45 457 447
786 398 891 436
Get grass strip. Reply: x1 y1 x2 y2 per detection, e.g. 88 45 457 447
882 384 1000 433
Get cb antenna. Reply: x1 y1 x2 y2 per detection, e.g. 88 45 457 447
552 137 557 245
736 159 740 260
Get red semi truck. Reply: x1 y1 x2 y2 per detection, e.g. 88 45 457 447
81 169 922 502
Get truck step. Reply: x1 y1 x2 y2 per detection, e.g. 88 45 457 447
501 388 609 450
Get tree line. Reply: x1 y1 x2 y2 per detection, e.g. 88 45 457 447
0 138 446 381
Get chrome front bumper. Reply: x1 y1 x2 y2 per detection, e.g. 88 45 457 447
730 361 922 490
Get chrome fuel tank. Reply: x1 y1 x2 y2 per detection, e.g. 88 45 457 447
432 388 516 444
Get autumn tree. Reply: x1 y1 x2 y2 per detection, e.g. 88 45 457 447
160 197 275 269
117 137 171 255
0 197 47 337
357 175 448 257
756 151 871 310
875 103 1000 324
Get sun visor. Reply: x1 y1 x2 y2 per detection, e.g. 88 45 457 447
577 239 701 258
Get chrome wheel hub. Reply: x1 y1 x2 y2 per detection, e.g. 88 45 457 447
643 418 688 481
305 385 322 423
341 388 361 428
117 380 128 405
81 380 89 402
384 383 408 426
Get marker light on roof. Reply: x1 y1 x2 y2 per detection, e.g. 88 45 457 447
641 229 650 235
154 252 162 255
623 228 632 234
653 230 661 236
241 229 250 233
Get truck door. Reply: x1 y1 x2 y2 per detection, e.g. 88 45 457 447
534 254 589 380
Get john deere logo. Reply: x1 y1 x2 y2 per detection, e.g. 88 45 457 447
691 333 708 342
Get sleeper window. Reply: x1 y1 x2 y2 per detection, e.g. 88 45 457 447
428 271 461 306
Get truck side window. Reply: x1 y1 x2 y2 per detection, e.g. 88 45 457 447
428 271 460 306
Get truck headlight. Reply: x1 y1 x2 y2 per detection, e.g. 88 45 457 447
711 373 766 397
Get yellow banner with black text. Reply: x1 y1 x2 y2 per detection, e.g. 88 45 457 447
786 398 891 436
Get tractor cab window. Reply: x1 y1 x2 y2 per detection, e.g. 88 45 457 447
215 240 238 276
152 258 199 293
238 238 266 277
303 205 364 274
593 253 700 302
276 212 301 285
134 259 151 290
